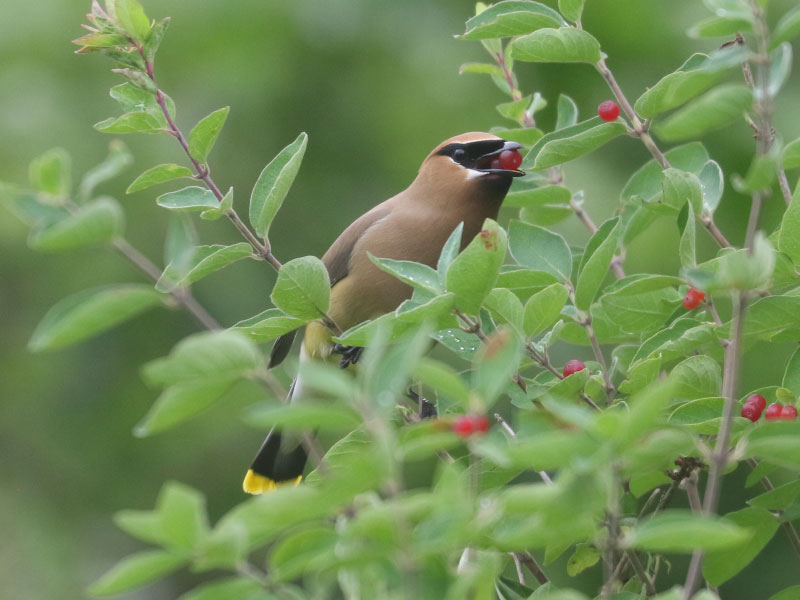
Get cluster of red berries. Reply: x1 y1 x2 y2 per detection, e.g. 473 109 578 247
490 148 523 171
598 100 620 122
563 359 586 377
741 393 798 422
451 414 490 438
682 286 705 310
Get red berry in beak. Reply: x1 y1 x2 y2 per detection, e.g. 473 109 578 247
497 149 522 171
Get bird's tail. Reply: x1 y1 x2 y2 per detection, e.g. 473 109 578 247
243 328 331 495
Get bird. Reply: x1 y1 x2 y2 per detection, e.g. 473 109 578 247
243 132 524 494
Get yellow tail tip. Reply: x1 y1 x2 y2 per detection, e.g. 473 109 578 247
242 470 302 495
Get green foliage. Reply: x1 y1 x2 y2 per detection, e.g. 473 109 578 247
7 0 800 599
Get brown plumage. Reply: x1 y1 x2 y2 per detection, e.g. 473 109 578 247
244 132 523 494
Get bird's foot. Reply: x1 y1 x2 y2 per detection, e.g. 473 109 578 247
332 344 364 369
407 388 438 419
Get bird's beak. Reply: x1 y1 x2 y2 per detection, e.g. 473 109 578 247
474 141 525 177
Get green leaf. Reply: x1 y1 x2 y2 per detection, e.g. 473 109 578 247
489 127 544 147
746 422 800 470
784 347 800 397
157 186 219 211
698 159 724 213
531 119 626 169
497 95 532 124
29 285 162 352
142 330 262 387
113 510 165 546
768 587 800 600
270 527 337 582
157 243 253 291
504 185 572 208
79 141 133 200
188 107 229 163
106 0 151 42
88 550 185 596
162 214 197 288
94 112 167 134
460 1 565 39
714 233 775 291
246 402 361 432
566 543 600 576
445 219 507 313
109 82 172 117
29 197 124 251
72 32 129 48
157 481 209 552
768 43 792 98
555 94 579 130
669 396 725 434
661 168 703 214
233 308 304 343
625 509 752 553
679 204 697 268
668 355 721 400
271 256 330 321
784 138 800 170
414 358 470 408
654 84 753 142
249 132 307 239
473 327 523 404
772 6 800 47
370 255 442 294
634 52 730 119
779 181 800 264
689 16 753 38
703 507 779 586
437 222 464 286
459 62 505 77
134 379 235 437
575 218 620 310
193 522 247 572
732 144 781 194
484 287 524 333
749 480 800 510
127 164 193 193
201 186 233 221
432 328 481 361
175 577 268 600
144 18 170 64
512 27 601 64
508 220 572 281
29 148 70 196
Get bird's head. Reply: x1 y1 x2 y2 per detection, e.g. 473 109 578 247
414 132 524 201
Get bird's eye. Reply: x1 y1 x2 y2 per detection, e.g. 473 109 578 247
452 148 467 162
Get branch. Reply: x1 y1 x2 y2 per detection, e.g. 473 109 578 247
131 42 283 271
594 56 732 250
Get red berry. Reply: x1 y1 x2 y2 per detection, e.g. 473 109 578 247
741 404 760 422
765 403 783 420
490 158 501 170
682 287 706 310
471 415 490 433
598 100 620 122
563 360 586 378
746 394 766 413
497 149 523 171
452 416 474 437
780 405 798 420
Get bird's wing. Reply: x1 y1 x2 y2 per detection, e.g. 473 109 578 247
267 203 393 368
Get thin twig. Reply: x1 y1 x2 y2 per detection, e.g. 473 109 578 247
494 413 553 485
683 293 746 598
778 168 793 207
586 320 613 400
626 550 657 596
510 552 527 586
514 551 549 585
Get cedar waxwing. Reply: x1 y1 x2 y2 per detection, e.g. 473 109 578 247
243 132 524 494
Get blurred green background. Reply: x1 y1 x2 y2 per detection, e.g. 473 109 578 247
2 0 799 598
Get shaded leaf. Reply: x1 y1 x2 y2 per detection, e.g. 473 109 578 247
461 1 564 40
29 285 162 352
654 84 753 142
88 550 185 597
29 197 124 251
188 107 229 163
508 220 571 281
127 164 193 194
512 27 601 63
625 509 751 553
157 186 218 211
270 256 331 321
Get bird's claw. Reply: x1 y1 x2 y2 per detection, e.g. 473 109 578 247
332 343 364 368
